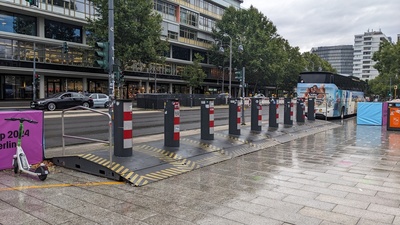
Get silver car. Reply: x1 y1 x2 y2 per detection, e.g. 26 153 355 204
89 93 110 108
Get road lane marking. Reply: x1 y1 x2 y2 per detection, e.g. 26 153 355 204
0 181 124 191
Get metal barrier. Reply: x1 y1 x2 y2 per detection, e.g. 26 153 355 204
61 106 113 166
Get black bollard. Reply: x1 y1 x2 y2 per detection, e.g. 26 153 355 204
307 98 315 121
251 98 262 132
164 99 180 147
269 98 278 128
201 98 214 140
229 99 241 135
114 100 133 157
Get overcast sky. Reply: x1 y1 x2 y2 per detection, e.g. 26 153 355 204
242 0 400 52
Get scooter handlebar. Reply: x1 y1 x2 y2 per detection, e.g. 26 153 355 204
4 118 38 124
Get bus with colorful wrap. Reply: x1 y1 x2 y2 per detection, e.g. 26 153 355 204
297 71 367 118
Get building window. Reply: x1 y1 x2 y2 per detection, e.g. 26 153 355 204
0 11 37 36
180 28 196 40
154 0 176 16
45 19 82 43
168 31 178 40
172 45 190 61
180 8 198 27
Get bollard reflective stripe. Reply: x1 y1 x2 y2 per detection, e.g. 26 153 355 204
173 102 180 141
276 104 279 119
123 102 133 148
258 105 262 126
290 101 294 122
209 101 214 135
236 106 242 129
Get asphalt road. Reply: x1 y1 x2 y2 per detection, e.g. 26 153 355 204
44 107 260 148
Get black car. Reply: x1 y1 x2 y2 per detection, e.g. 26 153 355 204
30 92 94 111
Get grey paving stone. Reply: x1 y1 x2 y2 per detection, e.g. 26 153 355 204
332 204 394 224
368 203 400 216
316 194 369 209
329 184 377 196
282 195 336 210
223 209 282 225
346 192 400 207
250 196 303 213
298 184 348 198
261 208 322 225
299 207 359 225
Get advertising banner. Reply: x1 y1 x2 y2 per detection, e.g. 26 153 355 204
0 111 44 170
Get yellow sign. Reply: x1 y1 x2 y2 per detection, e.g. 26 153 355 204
394 85 398 90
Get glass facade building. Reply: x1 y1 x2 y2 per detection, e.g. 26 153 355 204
311 45 354 75
0 0 242 100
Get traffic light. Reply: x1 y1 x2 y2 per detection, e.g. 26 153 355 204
235 71 243 81
62 42 68 54
27 0 37 6
113 64 124 84
94 42 109 71
34 74 40 84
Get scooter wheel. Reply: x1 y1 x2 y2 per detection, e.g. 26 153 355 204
13 158 19 174
35 166 48 181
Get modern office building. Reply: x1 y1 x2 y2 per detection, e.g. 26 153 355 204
0 0 242 101
352 30 390 80
311 45 354 75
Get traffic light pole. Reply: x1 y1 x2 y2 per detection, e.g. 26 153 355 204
33 43 36 101
241 67 246 125
108 0 115 146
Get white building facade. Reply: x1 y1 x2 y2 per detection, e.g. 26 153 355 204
352 30 389 80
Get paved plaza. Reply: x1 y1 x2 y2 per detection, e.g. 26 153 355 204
1 117 400 225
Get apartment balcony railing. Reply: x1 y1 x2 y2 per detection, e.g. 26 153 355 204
168 0 222 20
178 37 212 49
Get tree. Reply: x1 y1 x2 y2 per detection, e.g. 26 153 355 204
209 6 287 94
181 53 207 94
371 40 400 98
86 0 169 70
302 52 337 73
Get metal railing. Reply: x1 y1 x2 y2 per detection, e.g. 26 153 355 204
61 106 113 167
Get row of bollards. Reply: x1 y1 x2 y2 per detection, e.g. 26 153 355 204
113 97 317 154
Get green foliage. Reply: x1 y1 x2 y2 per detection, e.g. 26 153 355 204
86 0 169 70
209 6 337 94
302 52 337 73
370 40 400 98
181 53 207 93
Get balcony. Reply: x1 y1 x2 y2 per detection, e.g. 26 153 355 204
178 37 212 49
169 0 222 20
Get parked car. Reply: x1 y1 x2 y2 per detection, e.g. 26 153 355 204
30 92 94 111
253 93 265 98
89 93 110 108
217 93 231 99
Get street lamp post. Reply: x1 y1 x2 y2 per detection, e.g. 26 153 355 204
223 33 232 98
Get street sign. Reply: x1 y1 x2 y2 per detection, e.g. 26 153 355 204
394 85 398 90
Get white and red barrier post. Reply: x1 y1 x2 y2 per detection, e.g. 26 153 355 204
165 99 180 147
114 100 133 157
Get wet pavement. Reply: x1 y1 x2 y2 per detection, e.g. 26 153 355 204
1 117 400 225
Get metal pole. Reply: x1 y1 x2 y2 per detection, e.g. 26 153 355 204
222 67 224 93
33 43 36 101
108 0 115 148
390 76 392 100
228 37 232 98
241 67 245 125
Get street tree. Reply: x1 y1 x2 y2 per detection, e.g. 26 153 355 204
371 40 400 98
86 0 169 70
302 52 336 73
181 53 207 94
209 6 287 94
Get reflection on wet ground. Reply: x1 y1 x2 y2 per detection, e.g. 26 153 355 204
1 117 400 225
